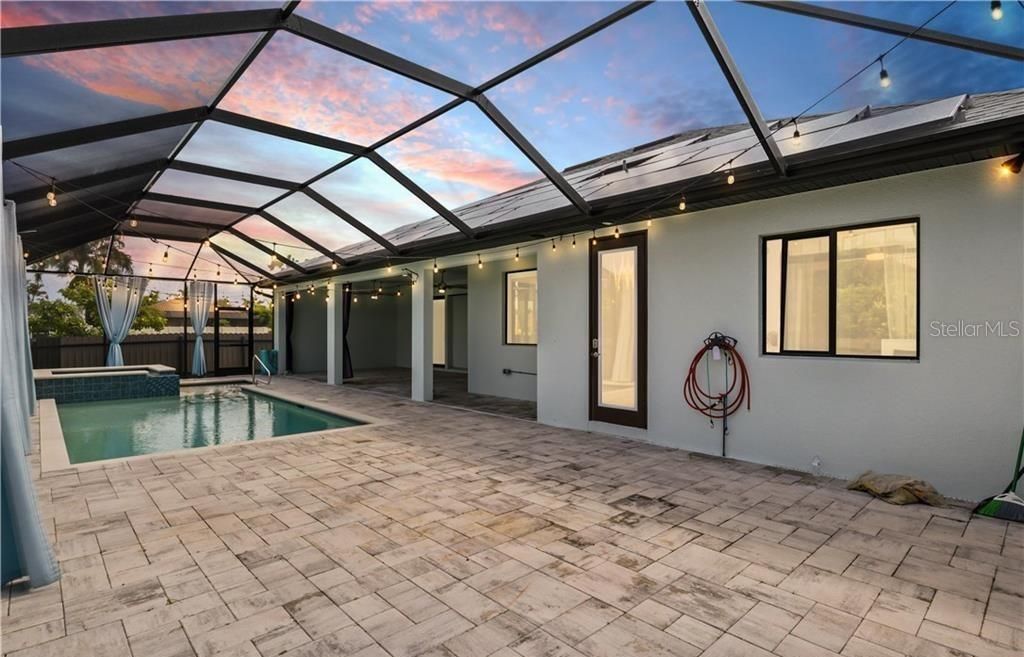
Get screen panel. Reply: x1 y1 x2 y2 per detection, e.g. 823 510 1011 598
149 169 283 208
310 158 447 243
175 121 345 183
377 103 543 211
1 35 258 140
489 2 744 172
296 1 627 85
220 31 454 145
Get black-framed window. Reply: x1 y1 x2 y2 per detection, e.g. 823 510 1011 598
763 218 919 359
504 269 537 345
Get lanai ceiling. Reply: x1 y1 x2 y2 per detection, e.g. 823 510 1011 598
3 1 1022 284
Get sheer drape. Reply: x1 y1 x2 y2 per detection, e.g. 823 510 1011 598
189 281 214 376
0 200 60 586
93 275 147 366
883 225 918 342
783 237 830 351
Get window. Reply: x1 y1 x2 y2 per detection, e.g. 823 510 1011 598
763 219 918 358
505 270 538 345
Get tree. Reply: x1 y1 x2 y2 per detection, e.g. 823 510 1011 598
28 299 96 337
253 300 272 327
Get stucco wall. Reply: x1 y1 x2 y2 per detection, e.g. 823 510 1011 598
469 255 538 401
537 160 1023 500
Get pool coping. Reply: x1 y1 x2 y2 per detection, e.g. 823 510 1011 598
38 384 390 473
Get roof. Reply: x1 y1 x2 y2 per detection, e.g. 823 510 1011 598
3 1 1022 284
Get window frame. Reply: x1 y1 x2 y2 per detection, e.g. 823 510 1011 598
503 268 538 346
761 217 920 360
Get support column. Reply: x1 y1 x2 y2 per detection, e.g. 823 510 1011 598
411 264 434 401
326 281 339 385
273 288 287 373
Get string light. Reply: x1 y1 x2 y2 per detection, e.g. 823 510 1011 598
551 239 557 251
387 259 393 273
22 250 29 259
477 254 483 269
726 162 736 185
792 120 801 145
204 237 210 247
678 195 687 212
433 259 439 274
331 262 338 270
216 264 221 278
353 295 358 303
162 248 169 263
295 291 301 300
46 179 57 207
396 289 401 297
377 283 383 293
614 226 620 239
878 56 891 88
592 230 598 246
646 219 652 228
270 243 279 267
370 293 378 300
991 0 1003 20
234 274 239 284
572 234 577 248
148 263 153 276
129 217 138 228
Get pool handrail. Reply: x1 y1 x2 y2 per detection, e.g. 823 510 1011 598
252 354 272 386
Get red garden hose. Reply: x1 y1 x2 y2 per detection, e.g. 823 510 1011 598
683 332 750 423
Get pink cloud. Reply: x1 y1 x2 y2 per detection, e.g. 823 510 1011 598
19 35 254 111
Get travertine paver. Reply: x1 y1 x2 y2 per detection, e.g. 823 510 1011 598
4 376 1022 657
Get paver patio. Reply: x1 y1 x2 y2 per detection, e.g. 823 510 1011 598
4 377 1021 657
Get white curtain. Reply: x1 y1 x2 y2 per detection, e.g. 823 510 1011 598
93 275 147 366
1 200 60 586
883 226 918 341
189 281 214 376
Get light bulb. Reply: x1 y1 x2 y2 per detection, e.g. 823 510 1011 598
216 265 221 278
991 1 1003 20
433 260 438 274
614 227 620 238
162 249 169 263
438 286 446 294
551 239 557 251
387 260 393 273
204 238 210 247
726 171 735 185
331 262 338 270
572 235 577 248
46 191 55 201
129 217 138 228
515 247 520 261
148 264 153 276
879 58 891 88
477 254 483 269
325 295 330 302
22 251 29 259
371 294 378 300
678 196 687 212
396 290 401 297
353 295 358 303
646 219 652 228
792 125 801 145
48 198 57 207
378 285 383 293
295 292 301 300
234 276 239 284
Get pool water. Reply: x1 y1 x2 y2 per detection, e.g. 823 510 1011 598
57 386 361 464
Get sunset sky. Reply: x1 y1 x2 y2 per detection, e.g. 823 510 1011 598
4 1 1021 276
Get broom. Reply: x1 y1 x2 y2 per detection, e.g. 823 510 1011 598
973 426 1024 522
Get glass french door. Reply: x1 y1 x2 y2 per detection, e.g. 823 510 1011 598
589 231 647 428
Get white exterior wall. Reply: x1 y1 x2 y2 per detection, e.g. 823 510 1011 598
537 161 1023 501
468 255 538 401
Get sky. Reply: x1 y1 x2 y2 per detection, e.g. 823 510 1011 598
5 0 1022 272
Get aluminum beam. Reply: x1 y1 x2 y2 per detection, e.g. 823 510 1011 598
303 189 399 255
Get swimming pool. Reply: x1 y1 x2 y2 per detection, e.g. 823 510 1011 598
56 386 362 464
